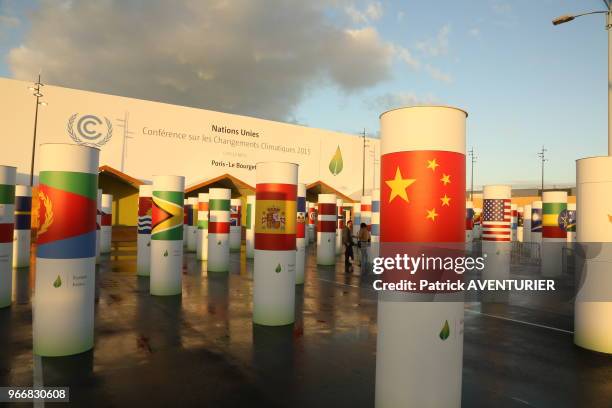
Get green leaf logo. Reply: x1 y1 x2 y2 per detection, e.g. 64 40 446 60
439 320 450 341
53 275 62 288
275 263 282 273
328 146 343 176
163 250 168 257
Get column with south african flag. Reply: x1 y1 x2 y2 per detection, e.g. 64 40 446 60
0 166 16 308
253 162 297 326
150 175 185 296
375 106 466 408
33 144 98 356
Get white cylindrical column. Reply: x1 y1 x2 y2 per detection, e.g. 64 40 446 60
95 189 102 263
377 106 466 408
208 188 231 272
307 201 315 243
100 193 113 254
136 184 153 276
246 195 256 259
531 201 543 246
517 206 524 242
465 200 474 249
352 202 361 236
253 162 297 326
12 185 32 268
186 196 198 252
541 191 567 277
523 204 532 243
566 202 576 244
196 193 209 261
574 156 612 354
0 166 16 307
33 144 98 356
230 198 242 252
150 175 185 296
510 203 517 242
481 185 512 287
473 207 482 239
371 189 380 258
296 184 306 284
317 194 336 266
335 198 344 255
183 198 189 246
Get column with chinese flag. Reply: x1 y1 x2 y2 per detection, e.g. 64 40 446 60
246 195 255 258
335 198 344 255
316 194 336 266
541 191 567 277
137 184 152 276
296 184 307 284
229 198 242 252
100 193 113 254
253 162 297 326
196 193 209 261
376 106 466 407
208 188 231 272
34 144 98 356
12 185 32 268
574 156 612 354
0 166 15 307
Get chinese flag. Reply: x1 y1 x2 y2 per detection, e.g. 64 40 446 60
380 150 465 243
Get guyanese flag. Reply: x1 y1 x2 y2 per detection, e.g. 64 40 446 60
152 191 183 241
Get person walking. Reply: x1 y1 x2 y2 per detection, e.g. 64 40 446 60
342 220 354 268
358 222 371 271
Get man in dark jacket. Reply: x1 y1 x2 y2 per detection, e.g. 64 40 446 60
342 220 354 266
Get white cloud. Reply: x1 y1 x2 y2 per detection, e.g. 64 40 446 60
416 24 450 57
424 64 452 83
345 1 383 25
394 46 420 70
8 0 395 121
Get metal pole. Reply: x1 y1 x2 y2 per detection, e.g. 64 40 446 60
29 74 41 186
469 148 475 201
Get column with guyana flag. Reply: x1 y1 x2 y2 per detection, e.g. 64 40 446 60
246 195 255 259
12 185 32 268
196 192 209 261
207 188 231 272
376 106 466 407
0 166 16 308
137 184 152 276
253 162 297 326
316 194 336 266
150 175 184 296
541 191 567 277
33 144 98 356
296 183 307 285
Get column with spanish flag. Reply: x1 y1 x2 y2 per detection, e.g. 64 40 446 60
100 193 113 254
316 194 336 266
186 196 198 253
246 195 255 258
335 198 344 255
95 189 102 263
196 193 209 261
208 188 231 272
137 184 152 276
33 144 98 356
296 184 306 284
229 198 242 252
541 191 567 277
12 185 31 268
150 175 184 296
307 201 315 243
371 189 380 258
376 106 466 407
253 162 297 326
574 156 612 354
0 166 16 308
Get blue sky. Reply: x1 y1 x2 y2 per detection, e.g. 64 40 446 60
0 0 608 188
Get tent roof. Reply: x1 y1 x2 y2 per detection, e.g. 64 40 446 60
306 180 354 203
186 173 254 198
98 165 144 190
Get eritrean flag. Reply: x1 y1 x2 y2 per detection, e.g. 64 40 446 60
255 183 296 250
543 202 567 239
152 191 183 241
37 171 97 258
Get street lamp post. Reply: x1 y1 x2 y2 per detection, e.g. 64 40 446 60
468 148 477 201
537 146 547 197
553 1 612 155
28 74 47 186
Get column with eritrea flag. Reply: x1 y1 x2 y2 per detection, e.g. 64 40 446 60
376 106 466 408
12 184 32 268
253 161 297 326
207 188 231 272
33 144 98 356
246 194 255 259
150 175 184 296
0 165 16 308
541 191 567 277
196 192 209 261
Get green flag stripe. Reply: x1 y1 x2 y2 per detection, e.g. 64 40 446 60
39 172 97 200
151 225 183 240
197 220 208 229
0 184 15 204
209 199 230 211
543 202 566 214
153 190 183 204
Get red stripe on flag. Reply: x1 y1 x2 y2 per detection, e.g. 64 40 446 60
543 226 566 239
318 203 336 215
256 183 297 201
317 220 336 233
208 222 230 233
297 223 305 238
0 223 14 243
255 233 296 250
483 236 511 242
101 213 112 226
361 205 372 212
198 202 208 211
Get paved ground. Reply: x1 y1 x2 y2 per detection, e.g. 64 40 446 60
0 241 610 407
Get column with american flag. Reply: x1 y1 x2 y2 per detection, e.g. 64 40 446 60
316 194 336 266
207 188 231 273
253 162 297 326
296 184 307 285
375 106 466 408
136 184 152 276
481 185 512 291
541 191 567 277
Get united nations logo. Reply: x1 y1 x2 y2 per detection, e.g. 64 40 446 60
67 113 113 147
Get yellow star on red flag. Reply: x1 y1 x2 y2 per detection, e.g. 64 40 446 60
440 195 451 206
427 159 439 172
440 174 451 185
385 167 416 203
426 208 438 221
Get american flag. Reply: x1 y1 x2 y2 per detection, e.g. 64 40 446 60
482 198 511 241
